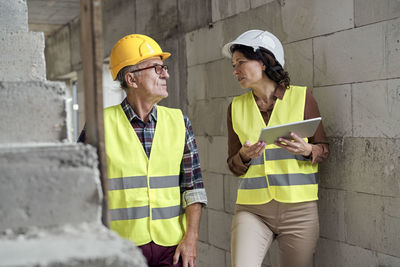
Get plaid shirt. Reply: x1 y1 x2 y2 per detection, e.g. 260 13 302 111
119 98 207 208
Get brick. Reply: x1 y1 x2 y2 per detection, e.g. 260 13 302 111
0 81 68 143
197 241 226 267
208 136 231 175
223 175 238 214
0 144 101 231
208 209 232 250
45 25 71 79
312 84 352 137
345 192 400 256
188 98 230 137
281 0 353 43
0 0 28 34
353 79 400 138
315 238 378 267
198 208 208 242
185 21 224 66
203 172 224 211
319 138 400 197
102 0 135 57
355 0 400 27
178 0 212 33
187 64 208 105
318 188 346 242
284 39 313 89
0 32 46 82
314 19 400 86
0 223 147 267
206 59 243 98
211 0 250 22
135 0 178 40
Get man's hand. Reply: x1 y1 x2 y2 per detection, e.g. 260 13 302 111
274 132 313 156
173 232 198 267
239 140 266 162
173 203 202 267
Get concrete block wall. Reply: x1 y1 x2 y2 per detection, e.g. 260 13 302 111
42 0 400 266
0 1 146 266
183 0 400 266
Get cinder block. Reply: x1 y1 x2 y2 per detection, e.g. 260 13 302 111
318 188 346 242
185 22 224 66
187 64 208 105
314 19 400 86
319 137 400 197
178 0 212 33
353 79 400 138
0 223 147 267
70 18 81 70
102 0 135 57
315 238 378 267
281 0 353 43
284 39 313 89
159 37 182 109
312 84 352 137
194 135 209 172
345 192 400 256
197 241 226 267
206 59 243 98
45 25 71 80
0 0 28 34
0 144 101 231
135 0 178 40
188 98 230 137
211 0 250 22
203 172 224 211
0 32 46 81
250 0 276 8
208 209 232 250
220 2 283 49
355 0 400 27
198 208 208 242
223 174 238 214
0 81 67 143
208 136 231 175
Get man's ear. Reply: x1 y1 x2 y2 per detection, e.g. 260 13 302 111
125 72 138 88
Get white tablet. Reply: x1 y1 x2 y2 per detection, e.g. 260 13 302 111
258 117 321 144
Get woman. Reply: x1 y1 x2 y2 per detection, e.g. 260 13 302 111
222 30 329 267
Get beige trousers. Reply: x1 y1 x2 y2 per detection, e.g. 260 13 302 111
231 200 319 267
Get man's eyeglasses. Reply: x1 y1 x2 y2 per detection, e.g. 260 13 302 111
130 64 168 75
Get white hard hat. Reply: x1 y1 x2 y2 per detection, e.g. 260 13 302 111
222 29 285 67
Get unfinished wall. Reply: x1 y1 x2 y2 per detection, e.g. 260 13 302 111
0 0 146 266
43 0 400 266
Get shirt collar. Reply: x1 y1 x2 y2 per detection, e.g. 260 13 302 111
121 98 157 123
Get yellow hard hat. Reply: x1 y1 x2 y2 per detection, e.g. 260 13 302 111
109 34 171 80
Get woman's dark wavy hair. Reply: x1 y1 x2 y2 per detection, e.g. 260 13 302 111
230 44 290 91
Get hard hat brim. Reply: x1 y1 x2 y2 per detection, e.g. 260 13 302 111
111 52 171 80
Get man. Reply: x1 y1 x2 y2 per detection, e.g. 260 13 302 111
80 34 207 267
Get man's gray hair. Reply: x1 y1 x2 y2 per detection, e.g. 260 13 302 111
116 64 141 90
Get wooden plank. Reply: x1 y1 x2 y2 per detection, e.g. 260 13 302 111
80 0 109 227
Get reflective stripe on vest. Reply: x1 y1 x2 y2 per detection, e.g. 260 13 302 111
104 104 186 246
232 86 319 204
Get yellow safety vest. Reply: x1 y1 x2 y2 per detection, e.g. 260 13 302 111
232 86 318 204
104 104 186 246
